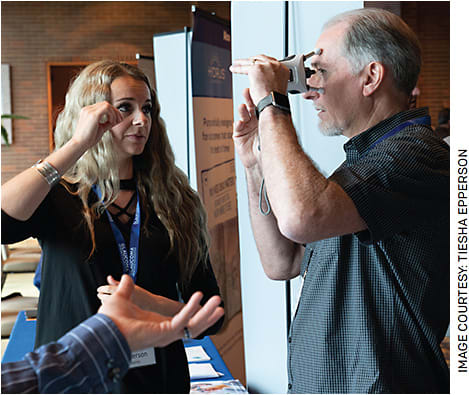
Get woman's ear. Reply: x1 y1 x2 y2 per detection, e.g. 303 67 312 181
362 61 385 97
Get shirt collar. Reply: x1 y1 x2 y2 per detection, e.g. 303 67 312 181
343 107 430 159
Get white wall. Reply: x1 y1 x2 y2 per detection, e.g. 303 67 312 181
154 30 197 189
232 2 362 393
231 4 287 392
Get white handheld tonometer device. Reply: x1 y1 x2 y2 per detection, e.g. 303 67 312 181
280 48 324 94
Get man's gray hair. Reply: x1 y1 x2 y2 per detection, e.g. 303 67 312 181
324 8 421 95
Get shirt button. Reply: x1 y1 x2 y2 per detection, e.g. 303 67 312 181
106 358 115 368
288 336 292 343
288 383 292 390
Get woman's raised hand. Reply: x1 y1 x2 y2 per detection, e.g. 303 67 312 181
71 102 124 151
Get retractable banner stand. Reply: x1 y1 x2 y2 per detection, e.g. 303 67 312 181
191 10 241 320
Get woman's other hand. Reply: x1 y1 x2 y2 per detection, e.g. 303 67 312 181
97 275 183 316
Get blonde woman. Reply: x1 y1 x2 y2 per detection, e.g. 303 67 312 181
1 60 223 393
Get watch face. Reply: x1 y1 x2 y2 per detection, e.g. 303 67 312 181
272 92 290 110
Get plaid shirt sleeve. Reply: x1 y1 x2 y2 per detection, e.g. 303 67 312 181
1 314 131 394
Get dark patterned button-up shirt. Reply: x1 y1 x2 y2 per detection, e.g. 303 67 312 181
288 108 449 393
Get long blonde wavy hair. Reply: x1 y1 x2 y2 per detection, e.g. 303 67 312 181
54 60 210 289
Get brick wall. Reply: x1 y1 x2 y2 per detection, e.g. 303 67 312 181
401 1 450 127
1 1 230 182
2 2 450 180
366 1 450 128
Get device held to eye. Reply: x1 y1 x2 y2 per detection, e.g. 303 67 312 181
279 48 324 94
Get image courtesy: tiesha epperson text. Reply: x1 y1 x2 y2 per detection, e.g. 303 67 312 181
457 149 469 374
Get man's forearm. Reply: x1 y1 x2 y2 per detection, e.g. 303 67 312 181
245 165 302 280
259 107 329 219
256 107 364 243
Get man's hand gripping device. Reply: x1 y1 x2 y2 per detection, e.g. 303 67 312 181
280 48 324 94
256 49 324 216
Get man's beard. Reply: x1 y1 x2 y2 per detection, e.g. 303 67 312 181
318 120 343 137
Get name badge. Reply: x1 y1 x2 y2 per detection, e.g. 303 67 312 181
129 347 156 369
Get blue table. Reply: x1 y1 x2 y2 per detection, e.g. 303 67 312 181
2 311 233 382
183 336 233 382
2 311 36 363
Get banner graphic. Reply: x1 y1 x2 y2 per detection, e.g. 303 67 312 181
191 10 237 228
191 10 241 322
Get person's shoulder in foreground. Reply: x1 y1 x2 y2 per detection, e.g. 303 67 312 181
1 274 224 394
1 314 129 394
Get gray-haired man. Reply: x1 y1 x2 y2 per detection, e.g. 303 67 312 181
231 8 449 393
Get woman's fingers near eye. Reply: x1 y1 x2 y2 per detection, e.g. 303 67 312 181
99 114 108 124
113 108 124 124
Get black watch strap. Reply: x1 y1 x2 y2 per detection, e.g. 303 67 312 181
255 91 290 119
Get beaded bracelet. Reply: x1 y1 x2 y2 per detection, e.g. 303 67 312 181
32 160 61 187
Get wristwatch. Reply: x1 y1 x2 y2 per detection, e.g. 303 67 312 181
255 91 291 119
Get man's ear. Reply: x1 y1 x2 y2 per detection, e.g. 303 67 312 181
362 61 384 96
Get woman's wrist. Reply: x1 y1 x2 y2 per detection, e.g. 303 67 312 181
149 293 184 316
32 160 61 187
67 136 91 157
130 284 185 316
48 137 90 174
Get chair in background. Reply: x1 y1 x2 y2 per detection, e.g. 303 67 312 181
1 239 41 338
1 240 41 274
1 293 38 338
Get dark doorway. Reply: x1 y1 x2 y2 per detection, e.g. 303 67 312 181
47 63 89 151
